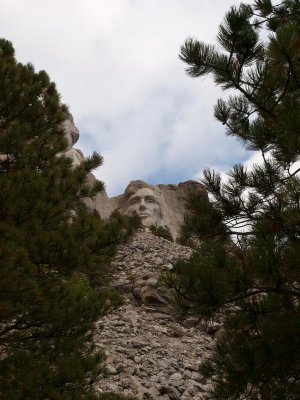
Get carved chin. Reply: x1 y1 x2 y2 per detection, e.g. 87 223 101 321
140 216 155 227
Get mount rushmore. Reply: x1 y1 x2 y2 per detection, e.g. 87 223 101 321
62 113 218 399
63 113 208 239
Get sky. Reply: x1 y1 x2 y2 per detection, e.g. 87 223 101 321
0 0 257 196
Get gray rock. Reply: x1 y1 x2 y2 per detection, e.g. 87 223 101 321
106 364 117 374
160 385 181 400
94 231 217 399
169 372 183 382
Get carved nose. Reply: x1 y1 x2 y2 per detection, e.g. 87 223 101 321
139 198 146 209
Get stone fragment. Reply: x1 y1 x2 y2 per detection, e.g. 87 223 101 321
169 372 183 381
94 231 217 399
160 385 181 400
106 364 117 374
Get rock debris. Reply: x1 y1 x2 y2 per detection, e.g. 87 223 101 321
95 230 217 399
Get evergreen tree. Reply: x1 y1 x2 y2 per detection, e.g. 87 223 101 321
149 225 173 242
0 39 137 400
164 1 300 398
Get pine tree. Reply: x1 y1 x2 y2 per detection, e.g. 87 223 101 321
164 1 300 398
0 39 137 400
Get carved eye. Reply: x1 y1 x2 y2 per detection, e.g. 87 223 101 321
130 197 140 204
145 196 155 203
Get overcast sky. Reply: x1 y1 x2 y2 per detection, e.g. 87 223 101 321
0 0 256 196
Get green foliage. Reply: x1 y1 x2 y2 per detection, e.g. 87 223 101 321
0 39 136 399
161 243 243 319
149 225 173 241
176 233 197 249
168 1 300 398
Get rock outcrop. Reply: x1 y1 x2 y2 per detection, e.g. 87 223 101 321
62 111 85 166
91 180 208 240
62 114 218 399
62 113 110 210
62 114 208 239
94 231 217 400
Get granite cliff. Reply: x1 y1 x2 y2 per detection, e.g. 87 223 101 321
63 113 208 240
92 179 207 240
62 115 218 399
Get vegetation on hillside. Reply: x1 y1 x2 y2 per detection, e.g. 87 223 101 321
163 1 300 398
149 225 173 241
0 38 137 399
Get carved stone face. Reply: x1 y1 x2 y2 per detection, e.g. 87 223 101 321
126 187 162 227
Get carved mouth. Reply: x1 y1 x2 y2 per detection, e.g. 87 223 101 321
138 213 151 217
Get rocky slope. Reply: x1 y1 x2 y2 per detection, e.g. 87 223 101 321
94 231 218 400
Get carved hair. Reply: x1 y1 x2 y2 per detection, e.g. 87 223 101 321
124 180 156 200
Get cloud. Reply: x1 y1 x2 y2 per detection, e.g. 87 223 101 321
0 0 248 195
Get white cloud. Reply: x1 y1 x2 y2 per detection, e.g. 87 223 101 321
0 0 248 195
